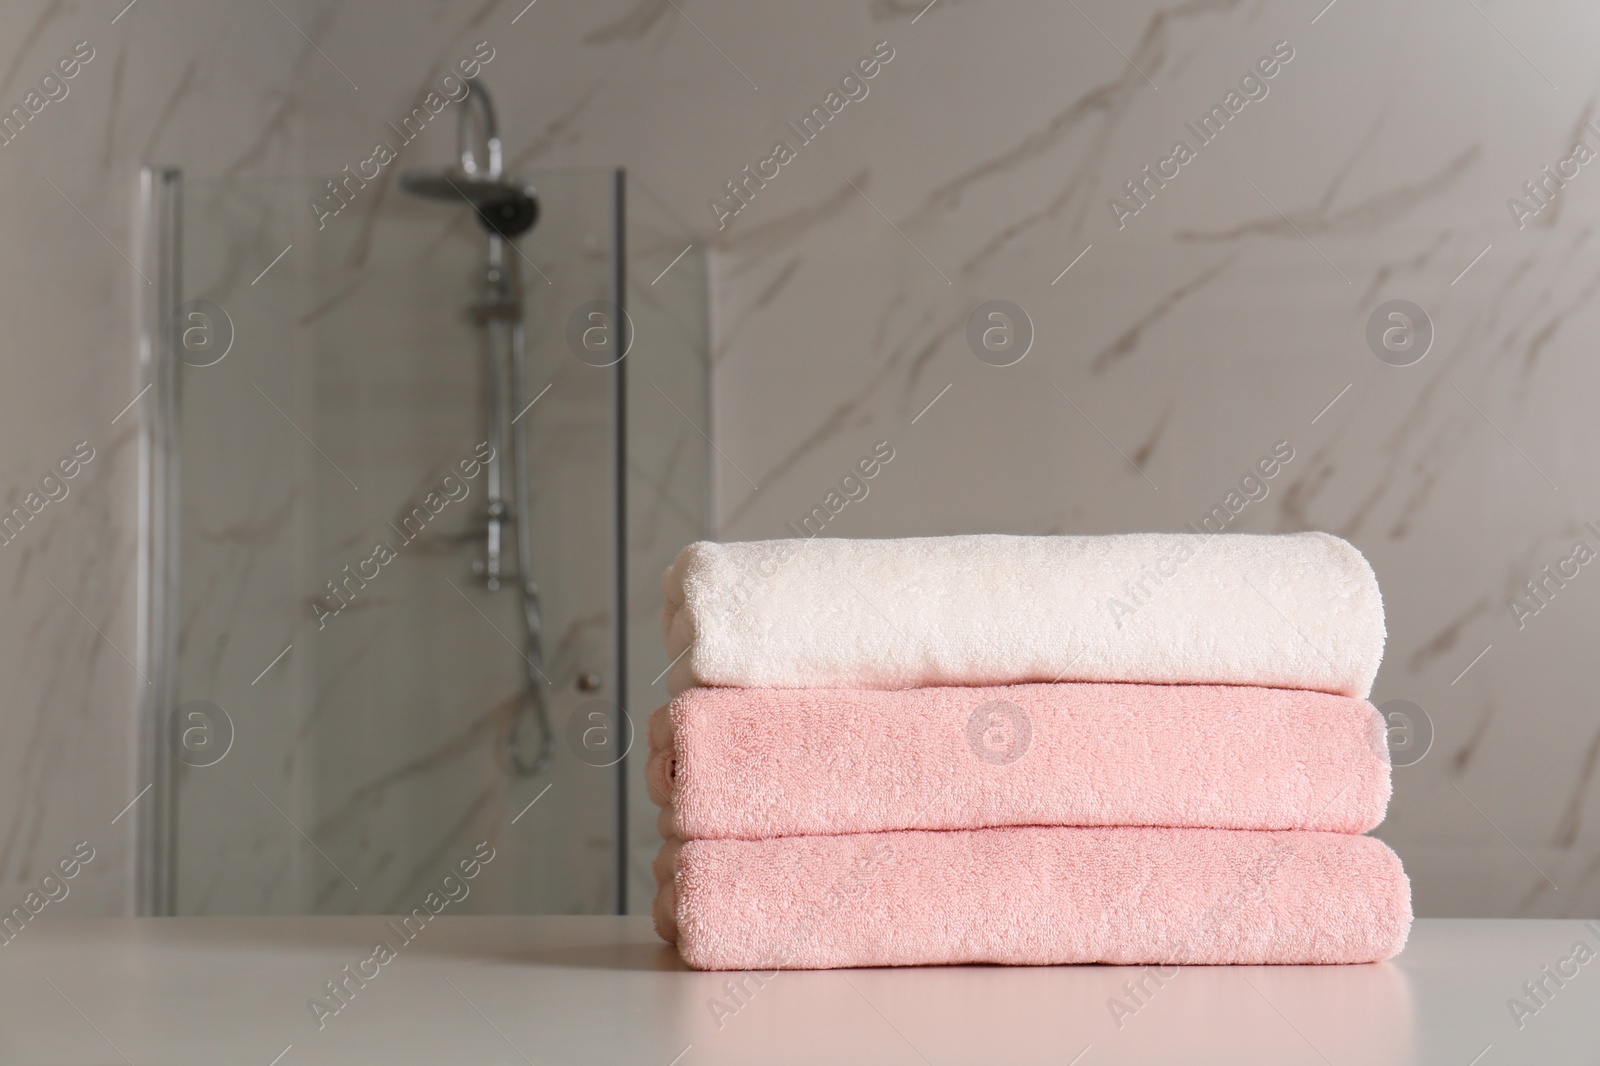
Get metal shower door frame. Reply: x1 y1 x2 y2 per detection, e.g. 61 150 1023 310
133 165 182 917
611 167 628 915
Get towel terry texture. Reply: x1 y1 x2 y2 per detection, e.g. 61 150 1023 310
647 683 1392 839
661 532 1385 698
654 826 1412 969
651 531 1408 970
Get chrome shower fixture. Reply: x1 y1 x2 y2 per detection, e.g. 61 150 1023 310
400 81 551 777
398 83 539 238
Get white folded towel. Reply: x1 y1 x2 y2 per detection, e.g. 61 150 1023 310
661 532 1384 697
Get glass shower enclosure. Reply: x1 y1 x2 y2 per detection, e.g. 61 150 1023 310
133 164 709 917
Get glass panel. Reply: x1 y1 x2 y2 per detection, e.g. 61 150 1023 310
170 168 705 915
175 175 318 914
622 180 713 912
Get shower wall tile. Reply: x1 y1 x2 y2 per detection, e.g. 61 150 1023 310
8 0 1600 920
283 0 1600 918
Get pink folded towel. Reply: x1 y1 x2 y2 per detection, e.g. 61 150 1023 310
647 683 1391 839
655 825 1411 969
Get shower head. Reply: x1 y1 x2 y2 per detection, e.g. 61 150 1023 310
399 167 514 203
400 167 540 237
398 81 538 238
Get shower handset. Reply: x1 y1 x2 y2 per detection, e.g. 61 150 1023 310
399 82 551 776
502 256 554 778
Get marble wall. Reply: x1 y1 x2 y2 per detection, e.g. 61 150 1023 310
4 0 1600 919
0 1 305 919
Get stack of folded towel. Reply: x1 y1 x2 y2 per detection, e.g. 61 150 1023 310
649 532 1411 970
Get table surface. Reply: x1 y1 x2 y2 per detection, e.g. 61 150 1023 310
1 917 1596 1064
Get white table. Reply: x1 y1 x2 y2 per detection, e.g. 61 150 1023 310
2 917 1594 1063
